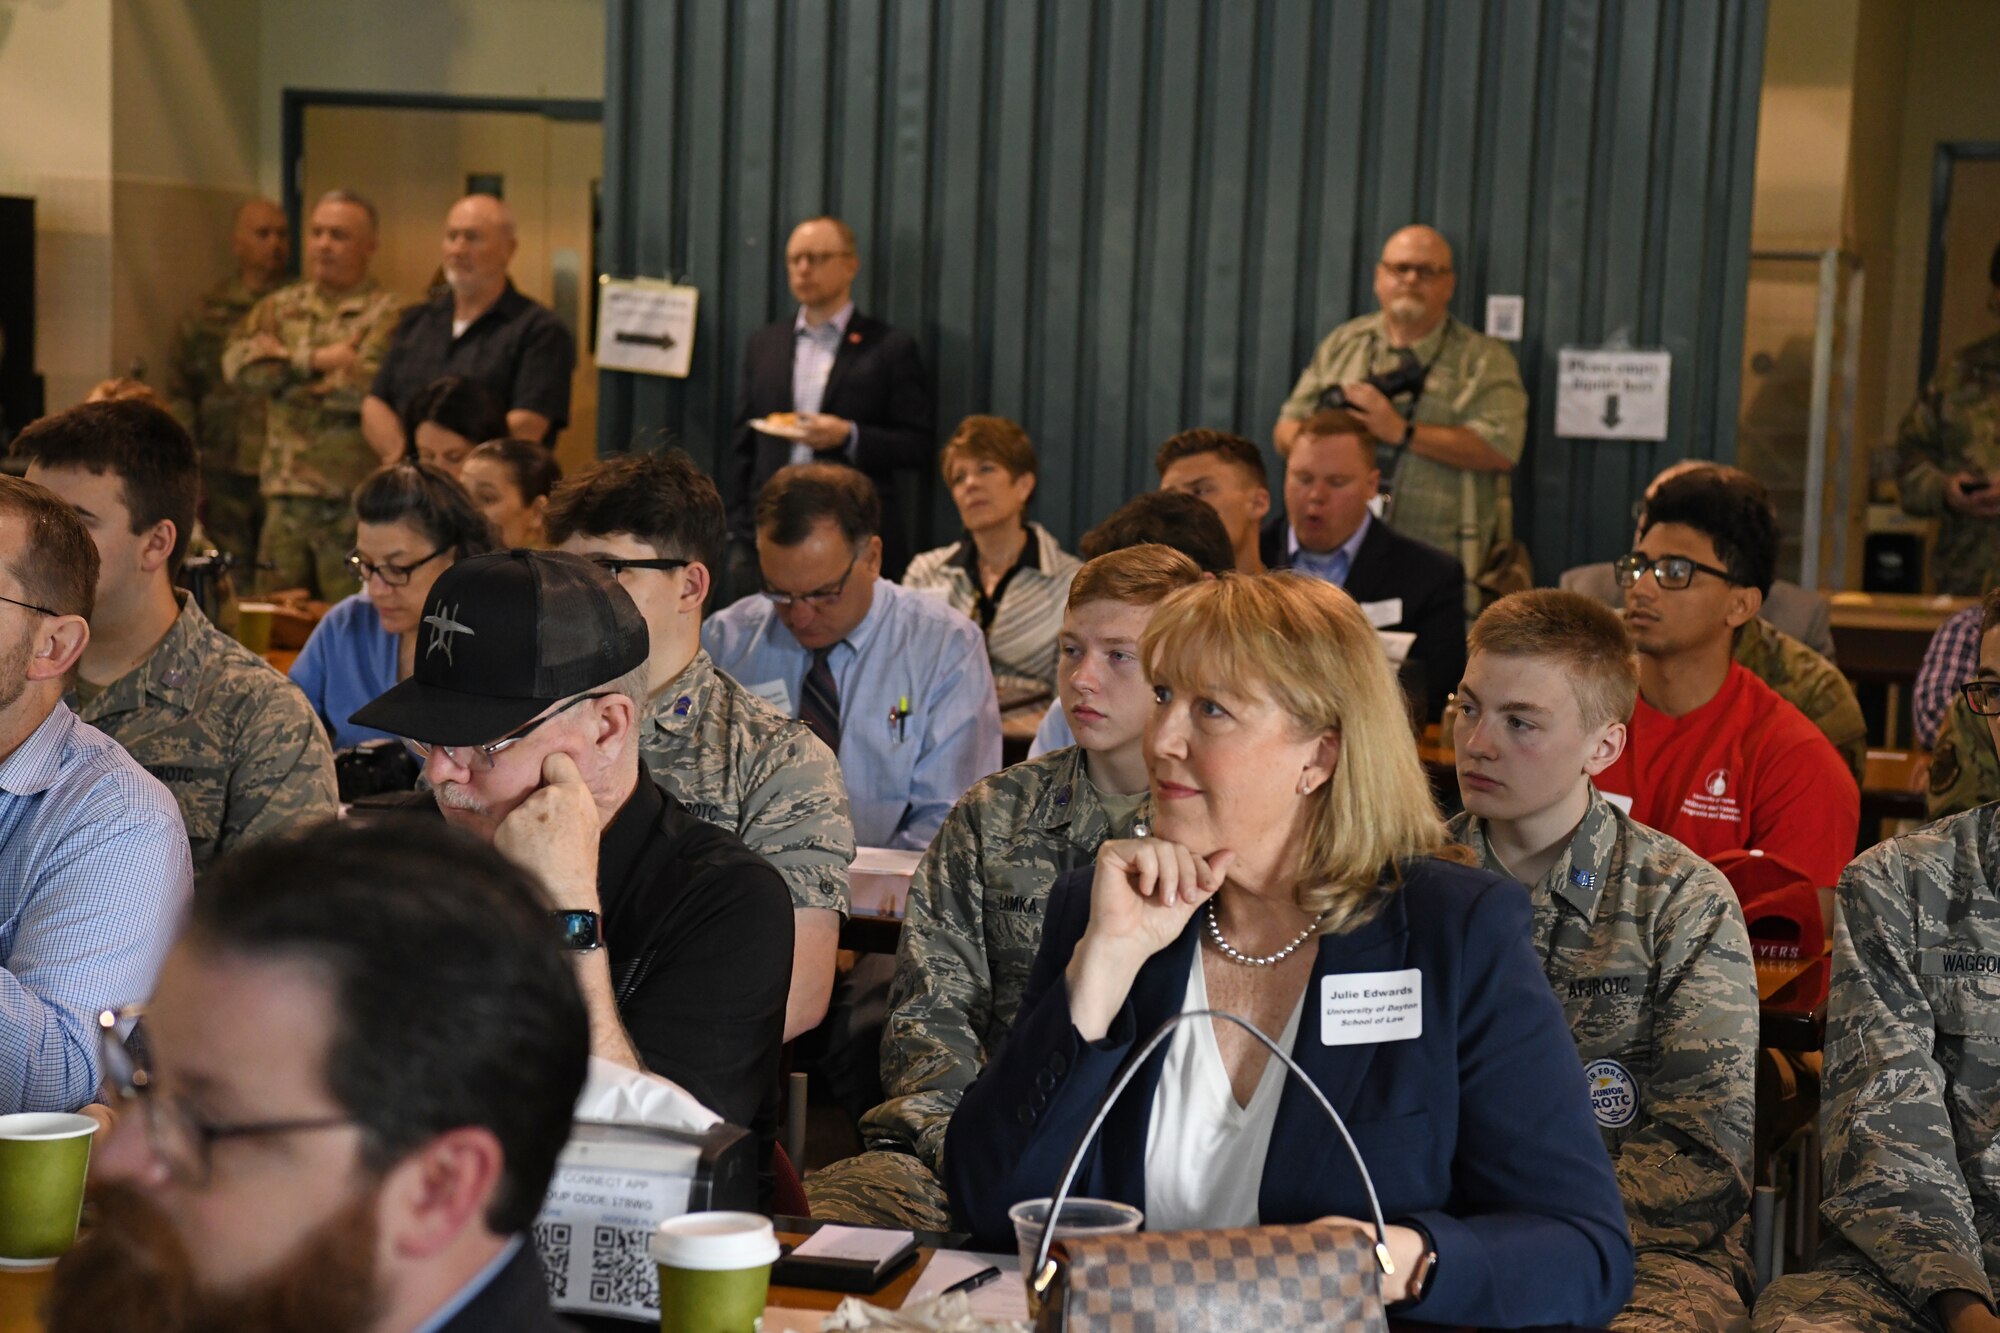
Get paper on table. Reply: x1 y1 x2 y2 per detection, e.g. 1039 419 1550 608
852 847 925 875
903 1250 1029 1323
790 1224 916 1264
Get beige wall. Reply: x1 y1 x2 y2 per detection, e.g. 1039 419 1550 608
255 0 604 197
1750 0 1860 251
0 0 114 412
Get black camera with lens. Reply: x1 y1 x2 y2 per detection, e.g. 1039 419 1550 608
1315 348 1430 413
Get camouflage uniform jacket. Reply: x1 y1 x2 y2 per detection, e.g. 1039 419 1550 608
1278 311 1528 558
70 593 338 870
1928 691 2000 821
1893 329 2000 595
1451 790 1758 1282
167 275 276 477
867 745 1150 1171
1818 804 2000 1310
638 650 854 915
221 278 400 501
1736 616 1869 786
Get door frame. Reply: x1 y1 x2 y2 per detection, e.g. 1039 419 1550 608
1920 140 2000 386
280 88 603 268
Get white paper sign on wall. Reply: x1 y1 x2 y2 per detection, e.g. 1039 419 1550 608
1484 294 1524 341
595 277 698 378
1553 348 1672 441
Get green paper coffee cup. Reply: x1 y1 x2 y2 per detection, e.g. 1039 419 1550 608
0 1113 98 1263
649 1211 780 1333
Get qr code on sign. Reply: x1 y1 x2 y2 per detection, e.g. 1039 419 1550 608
591 1223 659 1308
531 1221 572 1302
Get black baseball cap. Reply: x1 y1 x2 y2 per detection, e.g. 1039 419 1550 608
349 550 649 746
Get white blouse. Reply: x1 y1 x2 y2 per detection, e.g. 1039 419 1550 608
1142 951 1306 1232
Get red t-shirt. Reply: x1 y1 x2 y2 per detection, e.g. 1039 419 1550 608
1597 662 1859 888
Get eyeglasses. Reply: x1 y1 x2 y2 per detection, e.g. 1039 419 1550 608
97 1007 355 1190
1962 681 2000 717
0 591 58 618
763 552 860 610
403 691 611 772
1378 262 1453 283
346 544 449 588
1612 553 1740 590
587 555 691 578
786 249 854 269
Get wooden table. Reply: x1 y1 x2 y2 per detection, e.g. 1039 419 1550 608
1860 748 1929 851
0 1262 51 1333
1829 592 1975 747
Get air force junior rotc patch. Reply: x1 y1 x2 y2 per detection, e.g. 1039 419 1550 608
1585 1058 1638 1129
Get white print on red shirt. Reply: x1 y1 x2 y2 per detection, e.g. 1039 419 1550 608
1679 768 1741 823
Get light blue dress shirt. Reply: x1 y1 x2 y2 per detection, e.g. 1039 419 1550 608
289 593 401 750
788 302 860 466
410 1235 523 1333
704 579 1001 850
1287 511 1372 587
0 705 192 1112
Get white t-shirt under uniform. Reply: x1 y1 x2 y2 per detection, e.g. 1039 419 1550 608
1142 951 1307 1232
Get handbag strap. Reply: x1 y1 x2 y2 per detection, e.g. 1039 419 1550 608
1032 1007 1396 1285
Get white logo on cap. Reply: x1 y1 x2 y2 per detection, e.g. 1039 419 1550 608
423 605 476 664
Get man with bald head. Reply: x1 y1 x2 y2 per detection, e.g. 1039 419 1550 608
166 198 290 568
1274 224 1528 588
363 194 576 459
224 190 402 598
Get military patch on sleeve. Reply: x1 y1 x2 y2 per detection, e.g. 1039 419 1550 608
1585 1059 1639 1129
1931 737 1961 796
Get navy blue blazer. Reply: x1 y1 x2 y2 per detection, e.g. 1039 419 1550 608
945 858 1634 1330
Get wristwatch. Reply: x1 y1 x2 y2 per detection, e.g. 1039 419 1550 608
550 909 604 953
1388 1220 1438 1309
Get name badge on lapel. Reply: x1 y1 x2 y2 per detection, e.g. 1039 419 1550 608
1358 598 1404 629
1321 969 1423 1046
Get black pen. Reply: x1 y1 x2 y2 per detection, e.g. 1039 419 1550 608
942 1264 1002 1294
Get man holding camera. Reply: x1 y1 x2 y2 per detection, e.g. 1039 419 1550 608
1272 224 1528 570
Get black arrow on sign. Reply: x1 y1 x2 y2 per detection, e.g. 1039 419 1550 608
1602 394 1622 429
614 329 677 350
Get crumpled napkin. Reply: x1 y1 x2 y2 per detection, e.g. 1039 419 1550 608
569 1055 720 1133
821 1292 1031 1333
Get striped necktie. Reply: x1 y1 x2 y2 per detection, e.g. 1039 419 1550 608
799 645 842 753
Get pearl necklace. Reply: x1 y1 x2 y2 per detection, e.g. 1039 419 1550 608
1203 901 1330 967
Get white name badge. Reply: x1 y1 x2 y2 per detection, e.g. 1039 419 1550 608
1359 598 1404 629
745 679 794 715
1321 969 1423 1047
1601 791 1634 814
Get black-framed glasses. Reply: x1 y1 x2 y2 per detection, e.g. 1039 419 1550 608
1962 681 2000 717
0 591 59 618
97 1007 356 1190
346 544 449 588
587 555 691 578
1612 552 1739 591
763 552 861 610
1377 261 1452 283
403 691 611 773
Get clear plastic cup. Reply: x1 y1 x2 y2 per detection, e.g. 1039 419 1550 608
1008 1196 1144 1290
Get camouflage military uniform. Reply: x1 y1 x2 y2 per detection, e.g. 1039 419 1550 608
1753 806 2000 1332
805 745 1149 1229
222 278 400 598
1278 312 1528 561
1453 791 1759 1332
1736 616 1869 786
1929 692 2000 821
638 650 854 914
1893 329 2000 595
167 275 278 569
68 592 338 870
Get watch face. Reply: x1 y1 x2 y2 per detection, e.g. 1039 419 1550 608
551 910 601 951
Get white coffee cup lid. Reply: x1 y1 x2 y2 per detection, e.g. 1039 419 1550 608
0 1112 99 1141
649 1211 781 1271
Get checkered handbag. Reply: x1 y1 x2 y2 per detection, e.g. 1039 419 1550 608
1026 1009 1392 1332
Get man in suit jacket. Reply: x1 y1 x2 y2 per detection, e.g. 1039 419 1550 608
1260 410 1466 721
729 216 935 583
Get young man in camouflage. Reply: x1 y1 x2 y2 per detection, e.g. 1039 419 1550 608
16 400 337 870
548 448 853 1041
1448 590 1758 1332
806 544 1204 1228
165 197 289 569
1892 242 2000 596
1754 590 2000 1333
222 189 401 599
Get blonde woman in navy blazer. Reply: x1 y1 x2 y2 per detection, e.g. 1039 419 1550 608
946 575 1633 1329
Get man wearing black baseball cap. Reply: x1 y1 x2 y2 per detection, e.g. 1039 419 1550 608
351 551 794 1139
